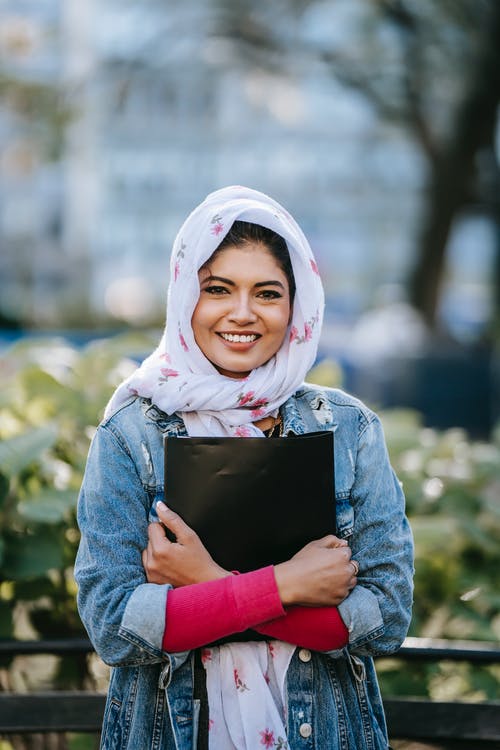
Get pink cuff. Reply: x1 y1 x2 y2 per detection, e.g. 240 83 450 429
255 605 349 651
162 566 284 652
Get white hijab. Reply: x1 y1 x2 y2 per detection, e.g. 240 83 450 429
104 185 324 435
105 186 325 749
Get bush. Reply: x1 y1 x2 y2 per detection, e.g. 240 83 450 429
377 409 500 700
0 345 498 698
0 333 155 689
380 409 500 642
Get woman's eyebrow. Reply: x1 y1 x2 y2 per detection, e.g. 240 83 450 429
201 276 285 290
201 275 235 286
254 280 286 290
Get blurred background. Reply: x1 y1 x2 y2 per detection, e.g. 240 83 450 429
1 0 499 434
0 1 499 739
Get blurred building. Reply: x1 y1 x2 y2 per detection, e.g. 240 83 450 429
1 0 427 328
0 0 66 324
1 0 498 433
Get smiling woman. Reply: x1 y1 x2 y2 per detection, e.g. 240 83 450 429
75 186 414 750
192 240 292 379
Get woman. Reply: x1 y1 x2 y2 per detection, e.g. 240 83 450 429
75 186 414 750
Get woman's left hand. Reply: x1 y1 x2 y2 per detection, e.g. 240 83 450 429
142 501 231 586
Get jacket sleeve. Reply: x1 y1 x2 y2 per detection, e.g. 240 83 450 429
74 422 188 670
336 414 414 656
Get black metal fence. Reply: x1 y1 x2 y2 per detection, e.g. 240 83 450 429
1 637 499 747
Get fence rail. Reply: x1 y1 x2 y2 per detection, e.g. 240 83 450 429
1 637 499 745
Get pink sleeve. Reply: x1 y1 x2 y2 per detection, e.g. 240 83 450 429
162 566 349 653
162 566 285 652
254 605 349 651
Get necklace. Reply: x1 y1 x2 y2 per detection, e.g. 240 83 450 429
265 413 283 438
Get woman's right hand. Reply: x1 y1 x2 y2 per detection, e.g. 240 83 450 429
274 535 357 607
142 501 230 587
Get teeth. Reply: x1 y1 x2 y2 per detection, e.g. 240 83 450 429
220 333 258 343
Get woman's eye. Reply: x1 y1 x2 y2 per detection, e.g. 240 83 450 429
258 290 282 300
204 285 229 295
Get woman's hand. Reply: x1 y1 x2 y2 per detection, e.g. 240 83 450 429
274 535 358 607
142 501 231 586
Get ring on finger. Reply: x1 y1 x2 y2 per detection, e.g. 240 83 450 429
350 559 359 576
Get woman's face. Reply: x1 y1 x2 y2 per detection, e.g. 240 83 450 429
192 243 292 379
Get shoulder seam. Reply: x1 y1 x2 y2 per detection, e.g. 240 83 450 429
99 421 135 462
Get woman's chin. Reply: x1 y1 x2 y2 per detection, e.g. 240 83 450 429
214 365 252 379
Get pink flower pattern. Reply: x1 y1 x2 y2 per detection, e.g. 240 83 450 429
289 310 319 345
210 213 224 236
258 729 288 749
234 425 253 437
234 668 249 692
250 407 266 419
178 329 189 352
173 240 186 281
159 368 179 385
200 648 212 665
310 258 320 275
237 392 269 411
251 397 268 408
238 391 255 407
260 729 275 748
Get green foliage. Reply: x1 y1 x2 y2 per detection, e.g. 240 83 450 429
0 345 498 700
380 409 500 642
377 408 500 699
0 333 154 688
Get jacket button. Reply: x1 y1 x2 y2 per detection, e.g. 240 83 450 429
298 648 311 662
299 722 312 738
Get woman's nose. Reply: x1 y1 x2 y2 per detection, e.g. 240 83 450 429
228 294 257 323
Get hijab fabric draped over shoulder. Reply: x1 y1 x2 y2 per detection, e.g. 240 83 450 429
104 186 325 436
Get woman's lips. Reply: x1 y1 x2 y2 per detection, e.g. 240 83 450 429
216 332 261 349
218 332 260 343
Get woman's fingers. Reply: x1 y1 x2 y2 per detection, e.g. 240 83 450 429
323 534 348 548
142 539 168 584
303 534 348 550
144 502 230 586
294 536 350 563
155 501 197 545
276 542 357 607
148 518 169 546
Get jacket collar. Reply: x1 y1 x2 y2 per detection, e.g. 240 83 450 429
142 391 308 437
280 389 306 436
142 399 187 435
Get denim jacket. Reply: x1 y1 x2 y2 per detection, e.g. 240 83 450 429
75 384 414 750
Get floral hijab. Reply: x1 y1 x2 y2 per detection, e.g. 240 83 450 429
104 185 324 435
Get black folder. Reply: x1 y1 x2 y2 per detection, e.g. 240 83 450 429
163 431 335 573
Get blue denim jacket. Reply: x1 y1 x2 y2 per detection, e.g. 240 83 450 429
75 384 414 750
